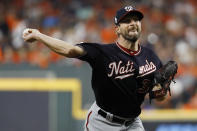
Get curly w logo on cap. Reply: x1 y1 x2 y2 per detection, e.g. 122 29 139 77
124 6 134 11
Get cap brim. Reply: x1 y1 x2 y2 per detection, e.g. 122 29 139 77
117 10 144 24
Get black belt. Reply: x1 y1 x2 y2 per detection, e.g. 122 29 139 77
98 109 135 126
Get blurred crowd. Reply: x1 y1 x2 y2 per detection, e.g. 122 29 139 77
0 0 197 109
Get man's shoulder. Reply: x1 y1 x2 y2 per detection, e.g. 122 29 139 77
141 45 161 62
141 45 156 54
78 42 115 45
77 42 116 48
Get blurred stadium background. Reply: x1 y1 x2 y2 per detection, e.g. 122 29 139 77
0 0 197 131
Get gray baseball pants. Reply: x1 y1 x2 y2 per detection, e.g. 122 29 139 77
84 102 145 131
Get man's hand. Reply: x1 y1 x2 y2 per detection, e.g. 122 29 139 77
152 84 167 101
22 28 40 43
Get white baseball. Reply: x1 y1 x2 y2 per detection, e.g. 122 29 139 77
23 28 31 35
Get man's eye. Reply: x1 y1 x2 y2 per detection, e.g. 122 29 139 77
133 18 139 21
121 19 131 23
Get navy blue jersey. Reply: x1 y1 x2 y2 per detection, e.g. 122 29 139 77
77 42 162 118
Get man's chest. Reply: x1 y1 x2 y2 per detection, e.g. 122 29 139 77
102 55 159 93
105 56 159 80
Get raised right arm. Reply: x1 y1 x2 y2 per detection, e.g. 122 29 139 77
22 28 85 58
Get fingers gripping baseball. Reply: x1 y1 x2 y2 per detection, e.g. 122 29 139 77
22 28 40 43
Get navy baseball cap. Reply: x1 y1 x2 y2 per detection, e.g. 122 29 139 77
114 6 144 25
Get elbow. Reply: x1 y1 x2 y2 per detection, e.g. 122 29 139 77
53 46 84 58
64 49 75 57
62 48 80 58
51 48 72 58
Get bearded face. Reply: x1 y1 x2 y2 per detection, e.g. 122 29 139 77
117 15 142 42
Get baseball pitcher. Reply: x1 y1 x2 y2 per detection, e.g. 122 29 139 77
22 5 177 131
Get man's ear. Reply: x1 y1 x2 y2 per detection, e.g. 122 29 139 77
115 25 120 35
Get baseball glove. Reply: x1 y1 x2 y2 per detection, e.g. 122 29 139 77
149 60 178 101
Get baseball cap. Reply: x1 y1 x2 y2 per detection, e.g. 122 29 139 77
114 5 144 25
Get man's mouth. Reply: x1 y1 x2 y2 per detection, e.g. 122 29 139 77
128 27 138 32
128 29 138 33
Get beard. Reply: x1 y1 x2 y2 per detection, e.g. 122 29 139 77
120 26 141 42
123 33 140 42
122 30 141 42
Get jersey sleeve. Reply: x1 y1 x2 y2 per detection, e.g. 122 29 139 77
75 42 101 65
155 54 163 70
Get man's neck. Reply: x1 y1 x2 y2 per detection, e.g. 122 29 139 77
117 37 139 51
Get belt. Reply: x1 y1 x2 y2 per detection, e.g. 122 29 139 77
98 109 135 126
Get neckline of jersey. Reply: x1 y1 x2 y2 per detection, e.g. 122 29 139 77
116 42 141 56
